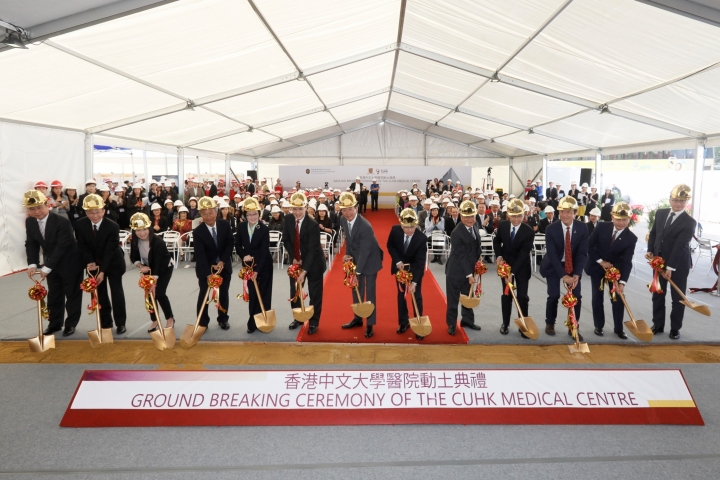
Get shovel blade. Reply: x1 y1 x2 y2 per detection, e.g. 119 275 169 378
255 310 277 333
682 300 711 317
163 327 176 350
101 328 114 344
149 329 168 351
292 307 314 322
569 342 590 354
409 315 432 337
513 316 539 340
351 301 375 318
624 320 654 342
179 324 206 349
459 295 480 309
28 335 55 353
87 330 102 349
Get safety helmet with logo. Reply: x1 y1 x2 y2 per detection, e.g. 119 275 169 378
82 194 104 210
22 190 48 208
197 196 216 211
242 197 261 212
337 192 358 209
399 208 419 227
506 198 525 216
670 184 691 201
459 200 478 217
557 196 578 211
611 202 631 219
129 212 152 230
289 192 308 207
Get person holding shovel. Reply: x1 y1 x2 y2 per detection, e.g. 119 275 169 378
235 198 273 334
585 202 637 339
493 199 535 338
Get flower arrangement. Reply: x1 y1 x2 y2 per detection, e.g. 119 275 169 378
628 204 644 228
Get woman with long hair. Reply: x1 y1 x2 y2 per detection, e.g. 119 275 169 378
65 186 80 228
425 203 445 265
316 204 333 234
48 180 69 219
172 207 193 236
149 203 169 233
115 185 129 229
218 202 237 233
187 197 198 220
127 184 146 219
129 212 175 333
268 205 284 232
98 184 119 223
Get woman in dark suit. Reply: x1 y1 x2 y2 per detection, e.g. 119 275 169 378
600 187 615 222
98 185 119 223
235 197 273 334
149 203 169 233
129 212 175 332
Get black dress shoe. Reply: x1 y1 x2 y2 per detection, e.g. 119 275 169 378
43 326 61 335
148 326 158 333
545 324 555 336
116 326 127 334
219 322 230 330
247 326 256 334
594 328 604 337
342 318 363 329
308 325 318 335
448 325 457 336
519 330 529 339
416 334 424 340
499 325 509 335
397 324 409 334
669 330 680 340
615 331 628 340
288 320 302 330
365 326 374 338
461 322 481 331
62 327 75 337
651 325 664 334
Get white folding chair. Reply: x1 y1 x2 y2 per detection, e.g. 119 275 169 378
320 232 333 270
161 231 181 268
480 235 494 263
426 232 450 270
119 230 131 259
532 234 547 272
268 230 284 269
694 238 718 274
178 231 194 266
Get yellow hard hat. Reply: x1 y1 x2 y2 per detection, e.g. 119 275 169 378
129 212 152 230
22 190 48 208
670 184 691 200
399 208 418 227
337 192 357 209
459 200 478 217
557 196 578 211
242 197 261 212
82 194 104 210
289 192 307 207
611 202 631 219
506 198 525 215
197 196 216 211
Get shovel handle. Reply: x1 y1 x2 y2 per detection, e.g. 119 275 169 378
149 292 166 341
192 288 211 334
297 279 306 312
507 276 529 331
36 298 45 348
666 275 691 303
251 276 267 316
615 289 639 328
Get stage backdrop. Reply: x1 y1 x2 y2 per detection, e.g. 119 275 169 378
278 166 472 207
0 122 85 276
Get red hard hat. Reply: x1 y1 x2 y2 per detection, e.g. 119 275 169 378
34 181 48 189
50 180 63 188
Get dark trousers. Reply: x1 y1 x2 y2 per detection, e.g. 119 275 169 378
247 269 273 331
398 280 423 326
352 273 377 325
652 273 688 332
150 270 174 322
46 268 83 330
501 275 529 327
359 201 367 214
446 274 475 326
97 272 127 328
545 274 582 325
290 274 323 327
371 193 379 211
197 272 231 327
590 274 625 332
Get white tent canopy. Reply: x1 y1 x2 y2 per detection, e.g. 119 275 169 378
2 0 720 160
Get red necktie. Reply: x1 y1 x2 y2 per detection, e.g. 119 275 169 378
294 220 301 261
564 226 573 274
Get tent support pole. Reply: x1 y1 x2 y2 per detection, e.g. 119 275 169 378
84 133 94 181
143 149 149 187
424 133 428 166
339 134 343 166
177 148 185 198
542 155 548 195
595 149 603 192
692 138 706 230
508 157 513 195
225 154 231 186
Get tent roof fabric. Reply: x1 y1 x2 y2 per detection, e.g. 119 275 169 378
2 0 720 158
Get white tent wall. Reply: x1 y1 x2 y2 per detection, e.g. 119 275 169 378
0 122 85 276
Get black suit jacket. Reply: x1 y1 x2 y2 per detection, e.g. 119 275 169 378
493 221 535 278
538 217 558 234
349 182 363 192
74 217 125 274
585 222 637 282
386 225 427 284
282 214 327 279
235 221 273 275
587 221 598 236
130 234 172 278
445 222 482 280
193 219 234 278
25 213 79 274
485 211 500 234
444 215 461 237
647 209 696 273
540 220 589 279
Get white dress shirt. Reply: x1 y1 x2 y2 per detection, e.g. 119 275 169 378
29 214 52 274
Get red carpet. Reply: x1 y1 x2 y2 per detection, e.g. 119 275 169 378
297 210 468 344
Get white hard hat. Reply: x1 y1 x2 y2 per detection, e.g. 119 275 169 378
150 203 161 210
173 200 183 206
589 207 602 216
409 195 418 201
318 204 328 212
581 183 589 188
281 201 291 208
430 203 439 210
164 198 173 205
489 199 500 206
218 201 230 209
114 186 124 193
178 206 189 213
423 199 432 205
508 194 516 199
85 178 96 185
544 205 555 213
529 197 536 203
97 184 110 192
271 205 282 213
270 200 278 205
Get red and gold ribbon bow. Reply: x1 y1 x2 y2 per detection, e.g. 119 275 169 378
473 261 487 296
562 291 578 334
80 277 100 314
28 281 49 319
138 275 157 314
497 263 512 295
602 267 621 301
286 264 307 303
395 269 414 298
648 256 665 294
207 273 225 312
236 264 254 303
343 260 358 289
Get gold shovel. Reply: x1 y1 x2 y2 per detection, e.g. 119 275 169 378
351 283 375 318
409 290 431 338
616 289 653 342
459 275 481 309
507 276 539 340
27 275 55 353
251 275 276 333
148 293 176 351
179 288 209 349
666 276 711 317
565 286 589 354
291 279 314 323
86 271 113 348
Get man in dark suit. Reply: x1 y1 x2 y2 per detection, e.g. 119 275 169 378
74 194 127 333
493 199 535 337
349 177 363 197
587 207 601 236
484 200 501 235
24 190 83 337
647 184 696 339
193 197 234 329
339 193 383 338
445 200 483 335
444 204 461 237
387 209 427 339
540 196 589 339
538 206 557 234
284 192 326 335
545 182 558 210
585 202 638 339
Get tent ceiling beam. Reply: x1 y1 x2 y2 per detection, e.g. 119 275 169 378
385 0 408 113
180 127 249 148
254 120 383 157
303 44 396 77
385 119 502 157
636 0 720 28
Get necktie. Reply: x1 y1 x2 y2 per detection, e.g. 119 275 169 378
93 224 98 238
39 220 45 239
348 221 353 238
564 226 573 274
403 235 411 253
665 212 675 228
510 226 516 244
611 230 617 245
212 226 218 246
468 227 476 240
294 220 301 260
